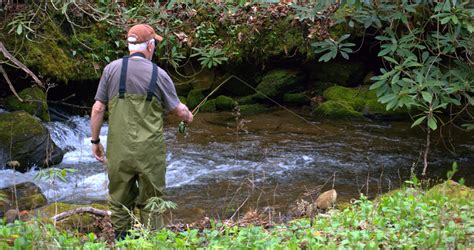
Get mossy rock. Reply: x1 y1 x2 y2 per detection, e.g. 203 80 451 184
321 85 409 120
200 99 216 112
0 111 63 172
238 104 274 116
307 61 367 86
314 100 363 119
237 94 258 105
187 89 206 109
0 182 47 217
322 86 367 111
283 93 309 106
255 70 304 100
215 95 236 111
5 87 50 121
39 202 108 232
22 21 76 82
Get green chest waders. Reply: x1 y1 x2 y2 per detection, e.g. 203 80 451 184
106 53 166 233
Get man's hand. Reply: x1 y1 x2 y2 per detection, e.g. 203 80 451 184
92 143 105 162
172 103 193 123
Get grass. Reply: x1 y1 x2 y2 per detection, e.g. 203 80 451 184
0 179 472 249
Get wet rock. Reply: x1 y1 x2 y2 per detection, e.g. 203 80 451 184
0 111 63 172
4 86 50 121
306 61 367 87
306 189 337 215
0 182 47 217
4 209 18 223
315 189 337 210
255 69 304 100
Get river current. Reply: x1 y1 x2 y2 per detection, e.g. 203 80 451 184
0 110 473 222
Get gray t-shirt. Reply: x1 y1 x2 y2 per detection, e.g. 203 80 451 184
94 56 180 112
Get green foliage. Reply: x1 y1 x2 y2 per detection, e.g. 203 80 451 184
0 181 472 248
34 168 77 183
144 197 177 214
312 34 355 61
191 47 228 69
332 0 474 131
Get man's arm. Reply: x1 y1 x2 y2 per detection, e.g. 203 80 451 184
171 102 193 123
90 100 106 162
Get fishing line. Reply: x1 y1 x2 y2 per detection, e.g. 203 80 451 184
179 74 320 133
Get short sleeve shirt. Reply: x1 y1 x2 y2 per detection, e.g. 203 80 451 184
94 56 180 112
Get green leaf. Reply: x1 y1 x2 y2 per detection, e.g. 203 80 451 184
428 117 438 130
440 16 452 24
421 91 433 103
411 116 427 128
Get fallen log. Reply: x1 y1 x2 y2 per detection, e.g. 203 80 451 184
51 207 111 222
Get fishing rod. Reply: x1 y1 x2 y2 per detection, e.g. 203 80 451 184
178 74 320 133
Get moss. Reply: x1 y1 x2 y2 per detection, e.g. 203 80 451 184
200 99 216 112
18 194 47 210
323 86 366 111
283 93 309 105
4 87 50 121
256 70 303 99
238 104 273 116
22 21 76 82
237 94 258 105
0 111 44 143
187 89 206 109
215 95 235 111
314 100 363 119
425 180 474 206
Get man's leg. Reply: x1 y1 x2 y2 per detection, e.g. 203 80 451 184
136 161 166 230
108 164 139 236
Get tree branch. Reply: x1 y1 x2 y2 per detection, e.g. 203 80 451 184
0 64 23 102
0 41 44 88
51 207 111 222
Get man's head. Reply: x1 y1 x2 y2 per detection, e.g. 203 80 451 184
127 24 163 59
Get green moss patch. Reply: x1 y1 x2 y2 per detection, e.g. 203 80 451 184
5 87 49 121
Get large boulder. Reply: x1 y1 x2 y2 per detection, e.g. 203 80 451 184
255 69 304 101
0 111 63 172
5 86 50 121
0 182 47 217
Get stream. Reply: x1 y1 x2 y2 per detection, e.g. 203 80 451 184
0 110 473 223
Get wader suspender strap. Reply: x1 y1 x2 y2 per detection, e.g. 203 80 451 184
118 52 160 102
118 57 128 99
146 64 158 101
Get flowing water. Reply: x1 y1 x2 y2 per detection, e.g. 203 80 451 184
0 109 473 223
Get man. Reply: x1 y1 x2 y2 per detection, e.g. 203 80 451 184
90 24 193 239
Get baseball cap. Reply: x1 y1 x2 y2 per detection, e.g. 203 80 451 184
127 24 163 44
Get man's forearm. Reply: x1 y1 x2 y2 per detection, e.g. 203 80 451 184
91 101 106 140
